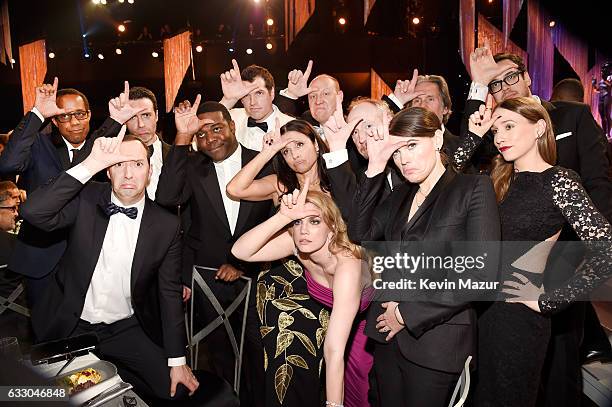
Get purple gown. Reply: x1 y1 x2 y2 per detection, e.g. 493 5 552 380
305 270 374 407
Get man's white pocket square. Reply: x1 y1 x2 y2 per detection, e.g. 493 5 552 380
555 131 572 140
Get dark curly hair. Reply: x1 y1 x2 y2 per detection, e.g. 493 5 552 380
272 119 331 194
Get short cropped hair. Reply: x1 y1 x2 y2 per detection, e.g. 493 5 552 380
551 78 585 103
196 101 233 124
56 88 90 110
123 134 153 163
241 65 275 91
0 181 17 204
348 96 393 117
129 86 158 111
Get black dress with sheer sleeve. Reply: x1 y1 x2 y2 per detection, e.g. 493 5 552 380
453 131 612 406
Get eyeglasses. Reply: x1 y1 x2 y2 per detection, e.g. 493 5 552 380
0 206 18 213
488 70 524 94
55 110 90 123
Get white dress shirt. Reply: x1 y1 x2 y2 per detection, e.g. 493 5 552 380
65 163 185 366
213 145 242 235
147 136 164 198
231 105 292 151
31 107 87 163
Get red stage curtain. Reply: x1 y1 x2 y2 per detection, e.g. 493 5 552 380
527 0 554 100
551 23 588 103
19 40 46 114
478 14 527 61
163 31 191 113
459 0 475 75
284 0 315 51
364 0 376 25
502 0 523 48
370 69 392 100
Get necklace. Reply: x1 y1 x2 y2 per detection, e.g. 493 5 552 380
415 188 429 208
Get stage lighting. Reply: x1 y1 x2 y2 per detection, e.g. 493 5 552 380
246 48 253 55
266 18 274 26
118 0 124 2
266 42 273 50
412 17 420 25
10 58 15 63
48 52 55 59
116 48 122 55
118 24 126 33
195 45 203 53
152 51 159 58
98 53 104 60
338 17 346 25
100 0 106 4
127 0 134 3
84 52 91 59
82 34 87 38
92 0 100 4
549 20 556 27
229 47 234 53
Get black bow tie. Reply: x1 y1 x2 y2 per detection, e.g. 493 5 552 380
247 117 268 132
103 202 138 219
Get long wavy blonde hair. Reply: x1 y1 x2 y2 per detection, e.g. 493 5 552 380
301 190 364 260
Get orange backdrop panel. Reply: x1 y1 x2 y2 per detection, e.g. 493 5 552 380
163 31 191 113
19 40 47 114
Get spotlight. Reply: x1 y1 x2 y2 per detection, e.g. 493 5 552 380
10 58 15 64
195 45 203 53
338 17 346 25
549 20 556 27
100 0 106 4
127 0 134 3
115 48 122 55
246 48 253 55
266 42 273 50
84 52 91 59
412 17 420 25
97 53 104 60
82 34 87 38
118 0 124 2
118 24 126 33
266 18 274 26
152 51 159 58
229 47 234 53
488 0 493 3
48 52 55 59
92 0 100 4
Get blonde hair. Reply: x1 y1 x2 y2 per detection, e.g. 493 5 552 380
304 190 364 260
490 97 557 202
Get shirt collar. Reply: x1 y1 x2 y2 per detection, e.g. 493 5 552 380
111 192 146 212
61 136 86 151
213 144 242 166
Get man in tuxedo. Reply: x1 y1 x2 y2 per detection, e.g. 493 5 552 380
125 86 172 197
0 78 139 306
467 46 612 407
219 60 293 151
156 99 272 406
0 181 18 264
20 132 199 400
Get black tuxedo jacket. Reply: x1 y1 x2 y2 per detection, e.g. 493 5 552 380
0 113 122 278
156 145 274 283
21 173 186 357
350 169 501 373
463 98 612 221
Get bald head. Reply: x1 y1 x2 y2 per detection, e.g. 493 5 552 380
307 74 343 124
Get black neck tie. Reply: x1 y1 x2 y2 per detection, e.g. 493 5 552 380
247 117 268 132
103 202 138 219
70 148 78 163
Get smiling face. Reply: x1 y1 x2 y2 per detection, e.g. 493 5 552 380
490 59 532 104
52 94 90 147
125 98 158 145
280 130 319 174
107 140 151 205
308 76 342 124
491 107 545 163
195 111 238 162
291 203 333 254
411 81 449 124
391 131 442 184
240 76 275 121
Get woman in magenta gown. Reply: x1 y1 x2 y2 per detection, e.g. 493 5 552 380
232 180 373 407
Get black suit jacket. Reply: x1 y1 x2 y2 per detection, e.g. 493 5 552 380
0 113 122 278
156 145 274 284
350 169 501 373
462 98 612 221
20 173 185 357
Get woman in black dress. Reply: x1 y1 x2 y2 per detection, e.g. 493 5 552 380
458 97 612 407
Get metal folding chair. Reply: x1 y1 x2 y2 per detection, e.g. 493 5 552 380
0 264 30 318
448 355 472 407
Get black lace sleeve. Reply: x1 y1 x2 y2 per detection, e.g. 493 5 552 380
452 131 483 171
539 168 612 314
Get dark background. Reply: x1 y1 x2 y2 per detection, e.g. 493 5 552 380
0 0 609 139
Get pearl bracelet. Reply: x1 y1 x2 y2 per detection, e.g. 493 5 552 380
326 402 344 407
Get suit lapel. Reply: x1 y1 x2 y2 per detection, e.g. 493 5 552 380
51 133 71 170
390 185 417 239
233 150 252 236
89 187 112 275
401 169 455 235
131 199 155 290
199 159 232 233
